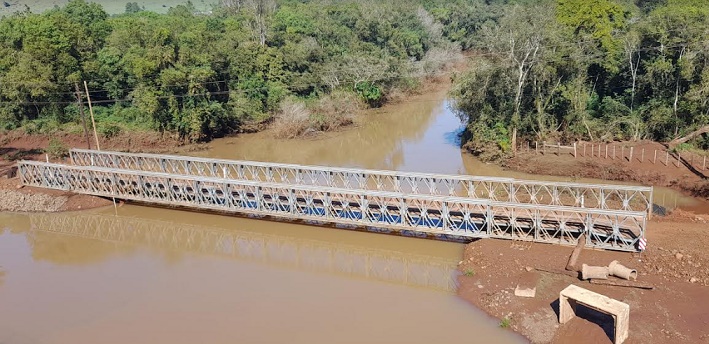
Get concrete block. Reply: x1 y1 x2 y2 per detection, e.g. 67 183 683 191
559 284 629 344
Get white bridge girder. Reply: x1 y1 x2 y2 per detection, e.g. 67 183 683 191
70 149 654 215
19 161 647 252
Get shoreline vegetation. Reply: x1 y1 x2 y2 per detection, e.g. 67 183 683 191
450 0 709 164
0 0 464 145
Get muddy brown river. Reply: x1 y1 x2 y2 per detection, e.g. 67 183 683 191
1 90 703 343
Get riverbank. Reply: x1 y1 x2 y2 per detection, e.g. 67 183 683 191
0 173 113 212
500 141 709 212
457 212 709 344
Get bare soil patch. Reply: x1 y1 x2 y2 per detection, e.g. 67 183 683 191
0 130 184 212
457 213 709 343
505 141 709 211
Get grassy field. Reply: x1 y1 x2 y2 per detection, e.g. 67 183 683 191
0 0 219 16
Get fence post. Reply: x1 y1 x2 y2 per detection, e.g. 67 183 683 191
543 141 546 154
677 152 681 168
641 148 644 163
665 151 669 166
583 143 586 157
629 147 633 163
704 156 707 170
613 145 616 160
535 141 538 154
622 146 625 161
654 149 657 164
605 145 608 159
558 142 561 156
573 142 577 158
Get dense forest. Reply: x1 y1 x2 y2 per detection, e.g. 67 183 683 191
0 0 467 141
0 0 707 152
451 0 709 159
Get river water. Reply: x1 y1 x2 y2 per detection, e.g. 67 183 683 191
1 90 704 344
0 91 527 344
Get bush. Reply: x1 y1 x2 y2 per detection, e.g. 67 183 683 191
46 138 69 159
271 92 363 139
272 98 312 139
100 124 122 138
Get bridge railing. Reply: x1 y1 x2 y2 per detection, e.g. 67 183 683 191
20 161 647 252
69 149 654 215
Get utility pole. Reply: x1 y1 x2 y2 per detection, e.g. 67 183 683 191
84 81 100 150
74 82 92 150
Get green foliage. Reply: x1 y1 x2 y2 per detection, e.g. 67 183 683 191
355 82 383 107
463 269 475 277
46 138 69 158
0 0 461 142
452 0 709 156
556 0 628 54
125 2 142 14
499 317 511 329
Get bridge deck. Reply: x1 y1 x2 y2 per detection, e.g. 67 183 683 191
70 149 654 215
19 161 646 252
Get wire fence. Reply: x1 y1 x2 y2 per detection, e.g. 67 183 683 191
522 141 708 172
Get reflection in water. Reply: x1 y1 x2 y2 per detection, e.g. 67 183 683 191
0 208 525 344
28 212 459 292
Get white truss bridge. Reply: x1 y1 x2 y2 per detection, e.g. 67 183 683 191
29 213 458 292
70 149 654 214
19 150 651 252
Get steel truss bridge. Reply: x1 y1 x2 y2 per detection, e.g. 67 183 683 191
70 149 653 214
20 157 648 252
28 213 458 292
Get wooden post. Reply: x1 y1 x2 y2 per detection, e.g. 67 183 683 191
583 143 586 157
543 141 546 154
677 152 681 168
605 145 608 159
74 82 92 150
654 150 657 164
704 156 707 170
84 81 116 214
613 145 616 160
565 234 586 272
573 142 577 158
527 141 530 152
641 148 644 163
535 141 538 154
558 142 561 156
83 81 100 150
629 147 633 163
665 151 669 166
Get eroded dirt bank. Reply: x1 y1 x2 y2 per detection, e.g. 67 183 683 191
0 175 113 212
457 212 709 344
503 141 709 201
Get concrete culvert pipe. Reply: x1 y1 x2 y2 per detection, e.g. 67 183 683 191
581 264 609 280
608 260 637 280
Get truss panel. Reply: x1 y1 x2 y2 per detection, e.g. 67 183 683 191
21 161 647 251
70 149 654 214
